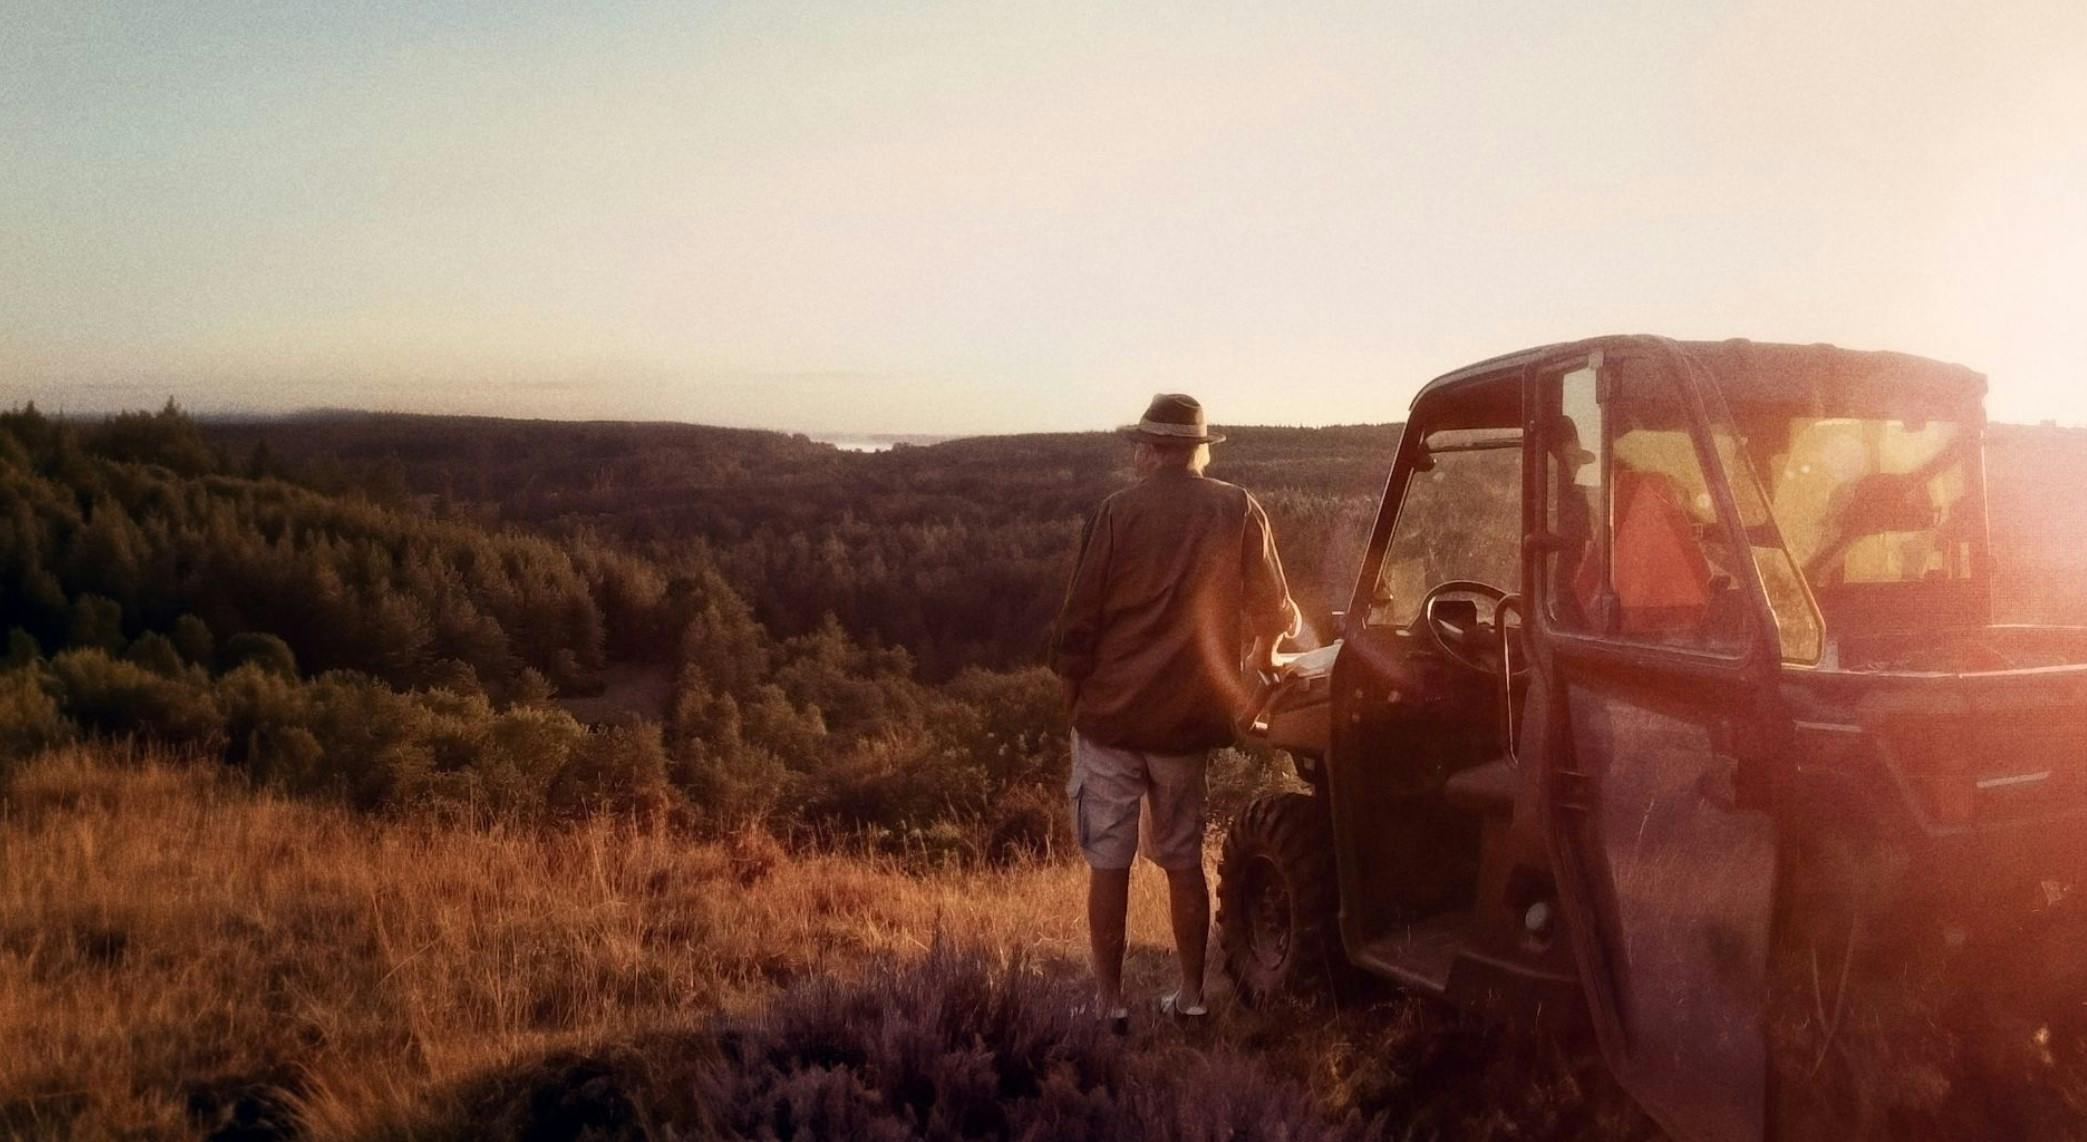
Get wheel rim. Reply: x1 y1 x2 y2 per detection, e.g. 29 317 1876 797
1243 853 1294 973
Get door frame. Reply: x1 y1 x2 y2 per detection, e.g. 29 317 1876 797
1520 341 1796 1139
1326 366 1527 950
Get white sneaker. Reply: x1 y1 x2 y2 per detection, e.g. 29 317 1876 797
1158 993 1208 1019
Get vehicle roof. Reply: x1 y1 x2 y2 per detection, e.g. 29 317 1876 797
1411 335 1987 411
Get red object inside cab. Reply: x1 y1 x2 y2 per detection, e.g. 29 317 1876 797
1611 470 1711 636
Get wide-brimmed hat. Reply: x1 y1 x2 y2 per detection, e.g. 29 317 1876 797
1118 393 1226 445
1549 414 1596 468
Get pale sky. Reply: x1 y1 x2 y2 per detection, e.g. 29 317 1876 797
4 2 2085 433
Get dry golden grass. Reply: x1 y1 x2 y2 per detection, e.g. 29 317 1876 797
0 747 1657 1140
0 748 1198 1137
10 758 2087 1139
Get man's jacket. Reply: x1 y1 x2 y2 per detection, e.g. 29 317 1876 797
1049 467 1296 753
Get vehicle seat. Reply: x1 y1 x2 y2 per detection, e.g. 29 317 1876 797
1443 756 1517 816
1612 469 1713 635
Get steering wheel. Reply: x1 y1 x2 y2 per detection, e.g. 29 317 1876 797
1419 580 1512 675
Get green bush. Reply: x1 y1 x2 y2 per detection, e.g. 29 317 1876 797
68 594 125 654
509 666 554 706
478 705 587 814
368 740 437 808
934 666 1067 789
794 730 989 837
2 629 40 670
423 658 482 696
49 649 222 749
548 723 672 822
676 741 791 832
0 667 72 762
982 782 1068 866
224 632 298 679
248 723 325 790
299 670 425 809
124 631 186 677
171 614 215 667
216 662 308 769
212 662 599 818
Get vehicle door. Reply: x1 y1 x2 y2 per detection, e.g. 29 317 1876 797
1520 349 1788 1142
1328 374 1523 942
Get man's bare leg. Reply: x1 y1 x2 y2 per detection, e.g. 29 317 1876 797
1087 866 1132 1013
1164 864 1209 1008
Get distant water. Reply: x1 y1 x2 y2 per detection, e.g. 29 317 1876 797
811 435 895 453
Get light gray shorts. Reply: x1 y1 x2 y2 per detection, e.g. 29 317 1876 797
1067 731 1208 871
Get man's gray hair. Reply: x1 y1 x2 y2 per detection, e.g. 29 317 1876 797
1135 439 1210 474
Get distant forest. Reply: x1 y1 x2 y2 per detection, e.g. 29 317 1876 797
0 403 1091 856
203 409 2087 667
204 414 1402 678
7 401 2086 850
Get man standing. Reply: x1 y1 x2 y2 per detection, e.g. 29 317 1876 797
1049 393 1297 1030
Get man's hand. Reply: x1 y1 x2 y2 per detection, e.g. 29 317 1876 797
1249 635 1281 676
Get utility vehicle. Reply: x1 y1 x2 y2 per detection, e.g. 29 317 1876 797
1223 336 2087 1141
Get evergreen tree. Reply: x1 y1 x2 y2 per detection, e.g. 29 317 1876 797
171 614 215 668
224 632 298 679
2 629 40 670
68 595 125 653
125 631 186 677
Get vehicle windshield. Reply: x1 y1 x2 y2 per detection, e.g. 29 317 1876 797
1735 414 1976 583
1724 403 1982 640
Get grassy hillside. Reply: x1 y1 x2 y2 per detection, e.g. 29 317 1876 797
0 749 1640 1140
14 750 2080 1139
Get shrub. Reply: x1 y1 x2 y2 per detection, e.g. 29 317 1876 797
456 942 1361 1140
0 667 72 762
171 613 215 667
124 631 186 677
247 724 325 790
300 670 427 809
675 739 792 832
368 740 437 807
224 632 298 679
549 723 673 821
982 782 1067 866
416 686 495 774
509 666 555 706
423 657 482 696
937 666 1067 789
737 684 827 768
794 731 988 838
49 649 222 749
216 662 310 766
68 594 125 654
3 628 41 669
479 705 587 814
